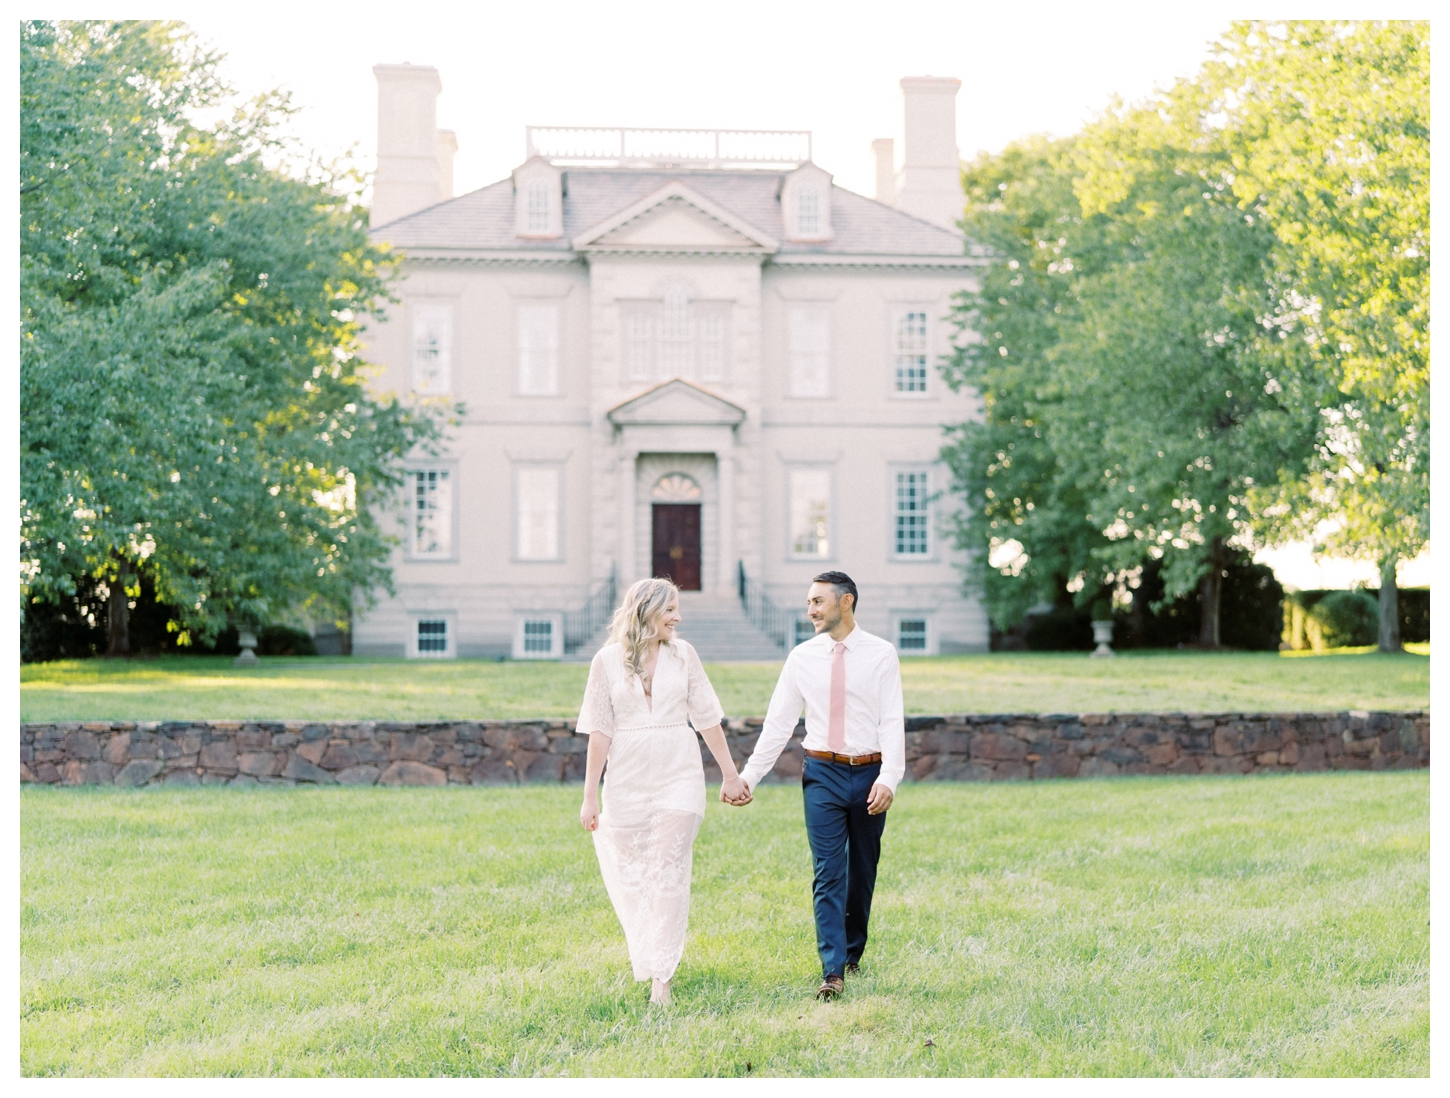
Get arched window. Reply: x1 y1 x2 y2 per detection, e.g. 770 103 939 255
659 282 693 374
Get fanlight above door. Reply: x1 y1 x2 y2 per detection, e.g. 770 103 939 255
651 474 702 502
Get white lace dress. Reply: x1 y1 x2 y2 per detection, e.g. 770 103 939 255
576 639 725 983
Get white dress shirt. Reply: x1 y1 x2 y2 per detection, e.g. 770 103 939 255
740 625 906 793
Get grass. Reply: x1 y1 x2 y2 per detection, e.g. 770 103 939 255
21 773 1428 1076
19 647 1430 722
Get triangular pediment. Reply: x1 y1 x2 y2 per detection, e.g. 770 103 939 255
606 379 747 427
575 182 779 254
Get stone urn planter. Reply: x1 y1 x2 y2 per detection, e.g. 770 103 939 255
233 628 260 667
1090 619 1116 659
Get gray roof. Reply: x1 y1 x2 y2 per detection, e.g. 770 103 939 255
373 167 966 258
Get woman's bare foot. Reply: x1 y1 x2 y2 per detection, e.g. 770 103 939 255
649 977 671 1005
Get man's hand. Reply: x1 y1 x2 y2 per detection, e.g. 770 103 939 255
720 776 753 806
866 783 893 815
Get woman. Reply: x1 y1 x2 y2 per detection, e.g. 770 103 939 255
577 578 750 1005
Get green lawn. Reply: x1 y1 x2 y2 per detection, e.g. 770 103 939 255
19 647 1430 722
21 773 1428 1076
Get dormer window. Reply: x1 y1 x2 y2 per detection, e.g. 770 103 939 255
782 163 833 243
796 185 821 237
526 179 551 234
512 156 563 239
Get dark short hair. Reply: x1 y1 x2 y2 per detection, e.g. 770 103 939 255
812 571 859 611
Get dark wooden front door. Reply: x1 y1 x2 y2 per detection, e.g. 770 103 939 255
652 504 702 591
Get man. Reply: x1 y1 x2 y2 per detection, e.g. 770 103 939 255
725 570 905 1000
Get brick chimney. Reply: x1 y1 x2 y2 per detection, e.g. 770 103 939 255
373 64 448 227
894 76 962 229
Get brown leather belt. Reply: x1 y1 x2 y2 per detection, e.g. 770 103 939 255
805 749 883 766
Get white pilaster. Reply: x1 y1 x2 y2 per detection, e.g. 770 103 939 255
618 449 638 587
716 448 736 596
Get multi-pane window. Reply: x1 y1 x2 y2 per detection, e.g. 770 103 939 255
789 308 830 397
897 619 928 652
515 465 561 561
794 618 817 647
619 291 730 383
411 468 453 558
517 304 559 395
893 310 929 393
416 619 449 657
624 312 654 380
789 467 831 559
699 313 726 381
796 184 822 237
411 304 453 394
894 470 931 556
526 179 551 234
659 283 693 375
522 619 555 655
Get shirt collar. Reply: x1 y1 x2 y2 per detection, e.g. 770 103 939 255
824 625 862 651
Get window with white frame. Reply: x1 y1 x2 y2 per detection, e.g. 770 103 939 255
789 467 831 559
789 308 831 397
515 465 561 561
517 304 559 395
893 310 929 393
410 468 453 558
526 178 551 234
619 291 730 383
415 618 450 657
698 311 726 381
794 618 817 647
659 283 693 375
411 304 453 394
893 469 932 556
522 619 555 656
624 311 653 380
796 184 822 237
897 618 929 653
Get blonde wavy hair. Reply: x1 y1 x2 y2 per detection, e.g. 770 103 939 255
607 577 679 680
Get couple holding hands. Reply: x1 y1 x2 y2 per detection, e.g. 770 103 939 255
577 571 905 1004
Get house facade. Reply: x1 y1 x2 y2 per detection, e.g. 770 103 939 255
353 65 989 660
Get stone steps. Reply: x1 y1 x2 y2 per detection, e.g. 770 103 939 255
566 593 786 663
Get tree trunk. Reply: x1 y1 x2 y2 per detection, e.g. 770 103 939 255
106 560 132 658
1197 538 1226 648
1378 553 1402 653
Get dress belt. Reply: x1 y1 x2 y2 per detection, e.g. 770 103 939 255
805 749 883 766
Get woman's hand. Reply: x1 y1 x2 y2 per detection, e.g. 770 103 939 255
720 776 752 806
580 792 600 831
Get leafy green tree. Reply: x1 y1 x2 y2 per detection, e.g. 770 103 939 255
943 105 1315 646
1207 21 1429 651
20 20 447 654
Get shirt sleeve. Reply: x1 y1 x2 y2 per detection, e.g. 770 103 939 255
740 652 805 790
875 645 906 792
682 642 726 731
576 649 616 737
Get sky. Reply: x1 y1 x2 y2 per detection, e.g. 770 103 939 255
172 0 1430 589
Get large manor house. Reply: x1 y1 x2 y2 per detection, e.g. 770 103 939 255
353 64 989 660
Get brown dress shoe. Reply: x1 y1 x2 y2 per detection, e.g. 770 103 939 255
816 975 845 1000
844 962 860 977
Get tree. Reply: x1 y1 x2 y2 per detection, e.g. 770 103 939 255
20 21 448 652
1206 21 1429 651
943 104 1316 645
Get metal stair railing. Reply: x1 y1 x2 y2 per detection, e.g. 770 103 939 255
736 561 791 652
564 565 617 654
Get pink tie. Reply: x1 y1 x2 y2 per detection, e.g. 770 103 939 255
828 641 847 753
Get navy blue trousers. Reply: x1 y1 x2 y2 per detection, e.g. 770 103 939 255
801 755 888 978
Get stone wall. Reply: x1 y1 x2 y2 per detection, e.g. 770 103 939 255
20 711 1429 787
